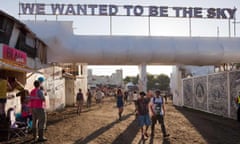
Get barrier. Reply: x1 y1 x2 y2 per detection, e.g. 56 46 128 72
182 70 240 119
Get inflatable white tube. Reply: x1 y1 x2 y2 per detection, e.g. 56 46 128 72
25 21 240 65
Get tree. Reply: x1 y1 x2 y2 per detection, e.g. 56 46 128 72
147 74 170 91
124 74 170 91
123 75 139 85
156 74 170 91
123 76 131 84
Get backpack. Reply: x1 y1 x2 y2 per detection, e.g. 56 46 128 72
77 92 83 101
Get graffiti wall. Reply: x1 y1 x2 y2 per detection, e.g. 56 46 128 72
183 79 193 108
194 76 207 111
208 73 228 117
183 70 240 119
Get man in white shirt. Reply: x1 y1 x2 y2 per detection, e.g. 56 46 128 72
149 90 169 138
95 89 102 105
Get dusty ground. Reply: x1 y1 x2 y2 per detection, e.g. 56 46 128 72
2 97 240 144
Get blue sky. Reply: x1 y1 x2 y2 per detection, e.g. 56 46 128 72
0 0 239 77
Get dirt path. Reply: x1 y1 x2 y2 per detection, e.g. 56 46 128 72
2 97 240 144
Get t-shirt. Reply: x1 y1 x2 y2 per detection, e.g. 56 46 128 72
133 93 138 101
151 96 164 115
136 97 150 115
95 91 102 100
76 92 83 101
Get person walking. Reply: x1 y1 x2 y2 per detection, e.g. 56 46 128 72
76 88 84 115
149 90 169 138
136 91 151 140
133 91 138 113
86 89 92 109
95 89 103 106
30 80 47 142
124 91 128 105
116 89 124 121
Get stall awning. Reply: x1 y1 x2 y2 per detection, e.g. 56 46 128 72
0 61 42 73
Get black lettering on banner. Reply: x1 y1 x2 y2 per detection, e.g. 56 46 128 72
65 4 76 15
134 5 144 16
227 8 237 19
99 5 108 15
88 4 98 15
18 3 237 19
194 7 202 18
77 5 87 15
109 5 118 16
173 7 183 17
21 3 35 14
160 6 168 17
124 5 133 16
51 4 65 15
216 8 226 19
36 3 45 15
207 8 216 18
149 6 158 16
183 7 193 18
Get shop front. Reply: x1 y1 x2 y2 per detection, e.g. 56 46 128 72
0 43 32 115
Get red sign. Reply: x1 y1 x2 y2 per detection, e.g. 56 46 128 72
2 44 27 65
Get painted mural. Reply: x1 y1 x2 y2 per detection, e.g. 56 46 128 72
194 76 207 111
229 71 240 119
208 73 228 117
183 79 193 108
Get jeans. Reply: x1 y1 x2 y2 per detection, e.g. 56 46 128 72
151 115 167 136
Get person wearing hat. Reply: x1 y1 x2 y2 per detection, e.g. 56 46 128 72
38 77 46 95
149 90 170 138
37 76 48 131
30 80 47 142
136 91 151 140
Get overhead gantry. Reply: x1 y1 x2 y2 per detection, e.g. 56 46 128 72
24 21 240 92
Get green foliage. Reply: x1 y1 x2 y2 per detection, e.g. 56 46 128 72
147 74 170 91
123 74 170 91
123 75 139 85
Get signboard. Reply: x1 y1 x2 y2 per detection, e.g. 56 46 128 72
19 3 237 19
0 44 27 65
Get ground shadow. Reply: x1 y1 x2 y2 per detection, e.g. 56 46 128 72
47 106 100 126
111 119 139 144
74 113 133 144
175 106 240 144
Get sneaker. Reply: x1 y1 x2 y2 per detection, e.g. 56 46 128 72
144 132 149 138
142 134 148 140
141 134 145 140
164 134 170 138
33 136 39 141
150 132 154 137
38 137 47 142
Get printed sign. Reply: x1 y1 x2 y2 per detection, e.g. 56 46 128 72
0 44 27 65
19 3 237 19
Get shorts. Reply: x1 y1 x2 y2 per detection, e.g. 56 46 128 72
77 100 83 105
138 114 151 127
